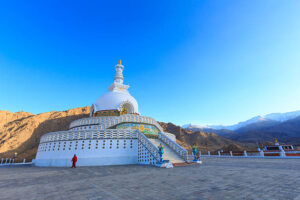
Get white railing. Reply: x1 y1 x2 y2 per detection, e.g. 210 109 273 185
158 132 188 162
69 115 164 132
184 155 195 163
136 130 160 163
284 150 300 155
102 115 163 131
40 129 137 143
199 150 300 158
0 158 31 166
71 125 101 131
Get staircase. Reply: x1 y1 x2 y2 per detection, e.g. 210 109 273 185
149 139 185 163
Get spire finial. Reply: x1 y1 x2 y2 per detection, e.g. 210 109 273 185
118 59 122 65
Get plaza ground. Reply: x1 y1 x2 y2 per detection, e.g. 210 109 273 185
0 158 299 200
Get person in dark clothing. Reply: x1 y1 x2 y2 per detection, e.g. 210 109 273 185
71 154 77 168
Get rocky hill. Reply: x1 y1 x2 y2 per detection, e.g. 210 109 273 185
0 111 33 129
0 107 253 161
225 116 300 145
0 107 90 161
183 111 300 146
158 122 255 153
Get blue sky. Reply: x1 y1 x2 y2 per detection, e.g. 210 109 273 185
1 0 300 126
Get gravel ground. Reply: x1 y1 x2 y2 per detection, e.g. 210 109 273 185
0 158 299 200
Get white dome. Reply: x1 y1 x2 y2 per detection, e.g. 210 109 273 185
94 91 139 114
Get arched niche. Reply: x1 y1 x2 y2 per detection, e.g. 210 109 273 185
120 102 134 115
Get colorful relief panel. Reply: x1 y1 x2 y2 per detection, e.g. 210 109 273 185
116 123 159 135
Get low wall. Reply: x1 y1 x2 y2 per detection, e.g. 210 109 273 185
198 150 300 159
35 139 139 167
35 155 138 167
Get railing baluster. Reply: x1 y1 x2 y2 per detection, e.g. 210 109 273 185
158 132 188 162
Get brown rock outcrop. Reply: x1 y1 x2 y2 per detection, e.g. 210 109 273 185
159 122 254 153
0 107 90 161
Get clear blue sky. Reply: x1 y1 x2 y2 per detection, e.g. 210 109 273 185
1 0 300 126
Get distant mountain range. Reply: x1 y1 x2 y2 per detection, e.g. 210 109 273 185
183 110 300 131
183 110 300 145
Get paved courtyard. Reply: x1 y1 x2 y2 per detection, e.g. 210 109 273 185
0 158 299 200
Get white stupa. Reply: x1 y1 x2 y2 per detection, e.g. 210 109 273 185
91 60 139 116
34 61 187 167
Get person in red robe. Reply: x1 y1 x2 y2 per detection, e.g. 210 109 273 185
71 154 77 168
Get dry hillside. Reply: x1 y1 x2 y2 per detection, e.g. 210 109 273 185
0 107 90 161
159 122 255 153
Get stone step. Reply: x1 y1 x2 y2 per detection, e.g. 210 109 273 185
172 162 201 167
149 139 184 163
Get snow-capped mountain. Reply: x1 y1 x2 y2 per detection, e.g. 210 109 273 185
182 124 209 129
264 110 300 122
183 110 300 131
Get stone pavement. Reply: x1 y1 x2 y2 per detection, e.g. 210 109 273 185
0 158 299 200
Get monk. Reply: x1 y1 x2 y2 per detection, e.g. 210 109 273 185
71 154 77 168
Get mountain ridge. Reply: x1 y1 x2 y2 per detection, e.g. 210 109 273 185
183 110 300 131
183 111 300 145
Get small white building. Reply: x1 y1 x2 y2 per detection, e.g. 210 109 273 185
34 61 187 167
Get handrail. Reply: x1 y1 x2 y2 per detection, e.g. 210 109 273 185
102 115 163 131
184 155 195 163
284 150 300 153
136 130 160 163
158 132 188 162
40 129 137 143
69 115 164 132
199 150 300 158
0 162 32 166
283 150 300 152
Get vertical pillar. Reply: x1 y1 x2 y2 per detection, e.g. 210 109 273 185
9 158 12 164
199 151 202 157
260 150 264 157
244 150 247 157
12 159 14 163
218 151 221 157
23 158 26 163
0 158 3 164
208 151 210 156
158 144 164 164
192 146 198 162
5 158 8 164
280 150 286 157
230 151 233 157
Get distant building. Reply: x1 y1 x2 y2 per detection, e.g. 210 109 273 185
34 61 187 167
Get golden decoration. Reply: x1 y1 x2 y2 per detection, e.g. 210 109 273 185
138 125 145 132
121 107 127 115
118 59 122 65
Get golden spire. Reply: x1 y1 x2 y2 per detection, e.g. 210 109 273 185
118 59 122 65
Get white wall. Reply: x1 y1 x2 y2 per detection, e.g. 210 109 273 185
35 139 138 167
137 141 158 165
